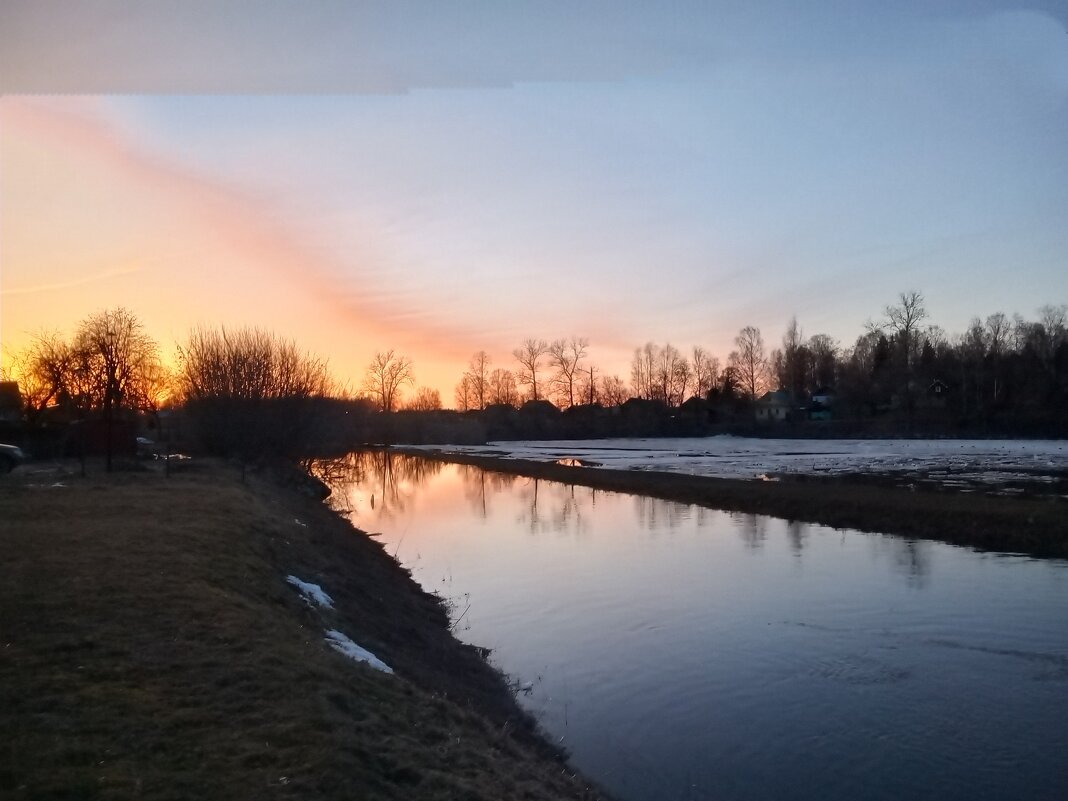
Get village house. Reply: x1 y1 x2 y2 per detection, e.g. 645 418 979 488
755 390 792 423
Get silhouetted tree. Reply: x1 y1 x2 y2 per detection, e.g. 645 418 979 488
404 386 442 411
691 346 719 399
873 290 929 417
488 368 519 407
177 326 333 458
513 338 549 401
773 316 811 398
576 363 600 405
549 336 588 407
465 351 491 410
454 374 474 411
363 350 414 412
654 344 689 406
600 375 629 407
630 342 657 399
11 330 78 417
807 333 838 390
729 326 768 399
74 308 161 471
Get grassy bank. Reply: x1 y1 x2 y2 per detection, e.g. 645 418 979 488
0 459 605 800
401 450 1068 558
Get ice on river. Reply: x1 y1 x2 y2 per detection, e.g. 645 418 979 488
408 436 1068 487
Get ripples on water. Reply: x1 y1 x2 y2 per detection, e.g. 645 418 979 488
312 451 1068 801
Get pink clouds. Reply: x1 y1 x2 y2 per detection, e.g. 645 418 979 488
1 98 478 397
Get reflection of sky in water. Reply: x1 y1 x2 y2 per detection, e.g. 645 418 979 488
314 452 1068 801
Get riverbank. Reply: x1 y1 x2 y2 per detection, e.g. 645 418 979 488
399 450 1068 558
0 459 606 800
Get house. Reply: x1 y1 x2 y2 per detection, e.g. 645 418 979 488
925 379 950 409
755 390 792 423
809 386 836 421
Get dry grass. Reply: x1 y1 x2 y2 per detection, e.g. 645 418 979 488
0 459 605 801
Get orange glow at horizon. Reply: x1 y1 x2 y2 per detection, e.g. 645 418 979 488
0 98 476 405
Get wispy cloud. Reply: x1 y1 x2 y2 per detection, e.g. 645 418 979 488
1 264 142 297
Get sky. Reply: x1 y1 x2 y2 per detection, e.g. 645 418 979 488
2 1 1067 404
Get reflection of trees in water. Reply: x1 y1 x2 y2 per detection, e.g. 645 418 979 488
514 478 595 536
457 464 520 520
786 520 808 555
632 495 697 533
309 450 442 519
737 513 768 549
892 538 930 588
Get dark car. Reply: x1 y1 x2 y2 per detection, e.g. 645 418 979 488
0 443 26 473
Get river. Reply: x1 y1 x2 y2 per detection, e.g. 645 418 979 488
317 451 1068 801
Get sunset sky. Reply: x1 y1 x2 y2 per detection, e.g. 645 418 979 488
2 1 1066 404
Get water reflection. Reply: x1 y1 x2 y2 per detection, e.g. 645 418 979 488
311 451 1068 801
787 520 808 555
893 538 931 588
312 450 443 519
313 453 947 574
736 512 769 550
632 493 699 533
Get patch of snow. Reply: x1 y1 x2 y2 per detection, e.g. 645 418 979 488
285 575 334 609
324 629 393 674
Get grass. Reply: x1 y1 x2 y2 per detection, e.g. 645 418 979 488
400 451 1068 558
0 459 606 801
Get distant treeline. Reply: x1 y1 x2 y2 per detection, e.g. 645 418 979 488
446 292 1068 437
3 292 1066 463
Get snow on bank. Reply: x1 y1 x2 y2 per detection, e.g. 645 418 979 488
407 436 1068 486
285 575 335 609
325 629 394 674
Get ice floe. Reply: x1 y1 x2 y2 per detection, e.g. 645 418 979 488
324 629 393 674
285 575 334 609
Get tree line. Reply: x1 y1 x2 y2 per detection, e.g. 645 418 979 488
5 291 1067 462
448 292 1067 432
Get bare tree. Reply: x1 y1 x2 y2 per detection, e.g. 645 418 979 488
630 342 657 399
404 387 442 411
985 313 1009 403
512 338 549 401
11 330 78 416
653 344 689 406
488 368 519 407
691 346 719 399
465 351 491 410
177 326 333 458
985 313 1010 356
576 363 599 405
600 375 629 407
880 290 928 369
549 337 588 407
729 326 768 399
807 333 838 390
1037 304 1067 364
74 308 161 471
363 350 414 412
454 374 475 411
775 316 811 398
179 327 331 401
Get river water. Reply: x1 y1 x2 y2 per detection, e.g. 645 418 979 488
318 451 1068 801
